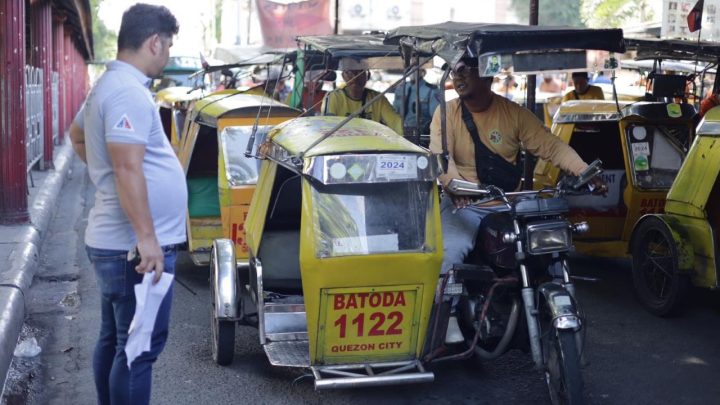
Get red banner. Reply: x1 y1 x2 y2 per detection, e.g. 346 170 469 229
256 0 333 48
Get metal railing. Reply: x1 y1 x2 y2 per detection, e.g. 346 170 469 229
25 65 44 172
51 71 59 145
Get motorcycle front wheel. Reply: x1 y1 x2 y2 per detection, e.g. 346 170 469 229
542 326 584 405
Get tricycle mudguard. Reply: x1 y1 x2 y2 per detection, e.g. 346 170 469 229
630 214 694 271
212 239 239 320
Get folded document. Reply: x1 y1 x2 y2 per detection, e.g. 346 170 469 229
125 272 174 369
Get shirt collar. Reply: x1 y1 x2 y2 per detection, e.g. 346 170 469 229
106 60 152 88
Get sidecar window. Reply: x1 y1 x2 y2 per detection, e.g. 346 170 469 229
310 181 434 258
220 125 269 186
626 124 687 189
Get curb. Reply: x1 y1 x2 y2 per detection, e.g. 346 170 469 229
0 142 75 391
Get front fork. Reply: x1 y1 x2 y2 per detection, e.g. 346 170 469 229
518 233 582 369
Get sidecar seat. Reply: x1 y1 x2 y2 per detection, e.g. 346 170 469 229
257 172 303 292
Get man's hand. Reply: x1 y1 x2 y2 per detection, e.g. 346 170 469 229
588 175 608 196
448 192 472 210
135 237 165 284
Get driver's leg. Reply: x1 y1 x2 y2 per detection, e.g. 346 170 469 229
439 197 506 344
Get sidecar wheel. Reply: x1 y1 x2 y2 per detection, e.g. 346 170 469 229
631 218 690 317
211 309 235 366
543 328 584 405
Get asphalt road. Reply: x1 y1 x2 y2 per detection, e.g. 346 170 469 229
3 162 720 405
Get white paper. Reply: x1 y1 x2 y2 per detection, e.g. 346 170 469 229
125 272 174 369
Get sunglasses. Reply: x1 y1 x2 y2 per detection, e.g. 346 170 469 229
450 64 478 79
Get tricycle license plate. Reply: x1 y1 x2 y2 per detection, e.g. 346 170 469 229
319 286 420 362
376 156 416 180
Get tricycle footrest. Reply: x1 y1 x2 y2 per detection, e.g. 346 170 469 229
312 360 434 390
264 340 310 367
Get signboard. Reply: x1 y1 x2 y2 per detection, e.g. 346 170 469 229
317 284 423 363
341 0 412 32
256 0 333 48
662 0 720 40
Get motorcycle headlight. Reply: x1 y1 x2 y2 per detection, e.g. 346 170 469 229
526 220 571 255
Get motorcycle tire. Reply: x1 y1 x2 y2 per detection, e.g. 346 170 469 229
543 328 584 405
631 217 690 317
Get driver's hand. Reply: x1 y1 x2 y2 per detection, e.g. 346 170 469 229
450 193 472 209
588 175 608 196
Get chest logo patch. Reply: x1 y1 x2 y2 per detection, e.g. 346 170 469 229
114 114 134 131
488 129 502 145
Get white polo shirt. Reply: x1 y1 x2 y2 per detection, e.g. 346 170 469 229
76 60 187 250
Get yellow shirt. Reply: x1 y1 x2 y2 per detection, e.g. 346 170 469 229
562 85 605 102
321 88 404 135
430 95 588 187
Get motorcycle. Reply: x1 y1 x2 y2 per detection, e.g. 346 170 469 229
437 159 603 404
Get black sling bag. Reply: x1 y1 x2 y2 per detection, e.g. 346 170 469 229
459 102 521 191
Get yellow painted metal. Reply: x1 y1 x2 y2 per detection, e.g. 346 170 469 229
179 91 300 260
298 179 443 365
317 284 423 364
665 136 720 219
187 217 223 253
267 116 426 158
154 86 196 108
245 160 276 255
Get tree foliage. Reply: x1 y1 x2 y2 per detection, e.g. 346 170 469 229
89 0 117 62
580 0 655 29
510 0 585 27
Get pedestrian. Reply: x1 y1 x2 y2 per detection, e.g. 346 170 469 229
68 4 185 404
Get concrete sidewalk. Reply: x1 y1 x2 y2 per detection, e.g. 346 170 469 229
0 142 75 392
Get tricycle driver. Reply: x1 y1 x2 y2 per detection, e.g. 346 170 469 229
430 58 606 343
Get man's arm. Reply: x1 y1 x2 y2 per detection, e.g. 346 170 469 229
429 105 462 187
378 96 404 135
69 121 87 163
107 143 166 282
517 107 588 176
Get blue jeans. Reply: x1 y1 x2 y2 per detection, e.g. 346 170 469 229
440 196 508 274
86 245 177 405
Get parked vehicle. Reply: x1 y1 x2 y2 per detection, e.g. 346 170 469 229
625 38 720 316
177 92 300 270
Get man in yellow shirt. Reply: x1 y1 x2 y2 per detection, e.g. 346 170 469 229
322 68 404 135
430 58 605 343
562 71 605 101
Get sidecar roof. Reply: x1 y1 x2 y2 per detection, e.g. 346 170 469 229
625 37 720 63
296 34 405 70
384 22 626 65
267 116 427 157
190 93 300 128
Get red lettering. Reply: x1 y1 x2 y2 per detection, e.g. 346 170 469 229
395 292 406 307
357 293 368 308
369 312 385 336
334 295 345 310
387 311 403 335
640 199 648 208
382 292 394 307
334 314 347 338
351 313 364 336
346 294 357 309
231 223 238 244
369 293 381 307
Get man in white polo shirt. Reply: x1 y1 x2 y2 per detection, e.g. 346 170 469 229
69 4 184 404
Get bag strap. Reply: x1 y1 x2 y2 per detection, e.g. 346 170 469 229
460 101 495 182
